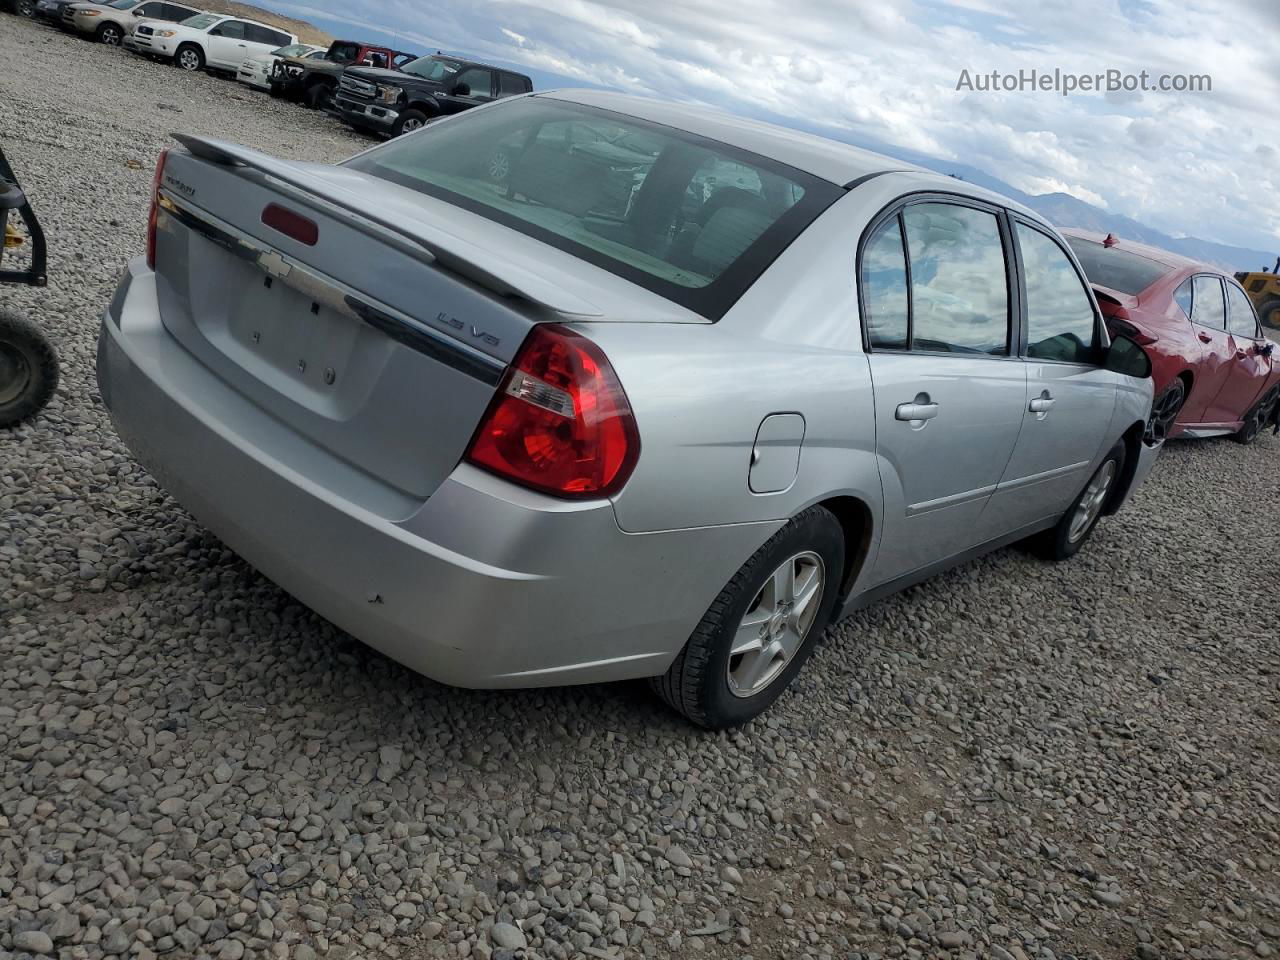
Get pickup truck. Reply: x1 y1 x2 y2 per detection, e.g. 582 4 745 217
270 39 416 109
333 53 533 137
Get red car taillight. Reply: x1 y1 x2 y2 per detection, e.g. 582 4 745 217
465 324 640 499
145 147 170 270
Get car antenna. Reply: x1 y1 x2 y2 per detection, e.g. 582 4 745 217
1102 233 1119 248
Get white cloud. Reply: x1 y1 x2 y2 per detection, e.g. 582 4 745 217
264 0 1280 252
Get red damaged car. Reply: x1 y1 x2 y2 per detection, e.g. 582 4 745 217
1064 229 1280 444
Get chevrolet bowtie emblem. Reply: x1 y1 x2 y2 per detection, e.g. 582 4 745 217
258 250 292 279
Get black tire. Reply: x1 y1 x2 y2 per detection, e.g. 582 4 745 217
96 21 122 45
174 43 204 72
303 82 332 110
17 0 37 16
1034 442 1126 561
268 82 284 99
392 108 430 136
0 310 59 428
1259 299 1280 331
1232 386 1280 445
651 505 845 729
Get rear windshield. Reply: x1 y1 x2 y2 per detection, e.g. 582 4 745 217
346 98 841 319
1066 237 1172 296
328 42 360 63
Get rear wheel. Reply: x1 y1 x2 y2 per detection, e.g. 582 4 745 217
651 506 844 729
175 43 204 72
1232 386 1280 445
393 108 430 136
1034 442 1126 561
0 310 59 428
96 21 122 45
1147 378 1187 443
1260 299 1280 331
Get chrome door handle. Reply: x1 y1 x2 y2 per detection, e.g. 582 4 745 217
1029 396 1056 413
895 402 939 422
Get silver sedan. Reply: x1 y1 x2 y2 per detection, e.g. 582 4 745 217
96 90 1159 727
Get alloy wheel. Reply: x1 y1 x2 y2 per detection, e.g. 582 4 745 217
178 49 201 71
727 551 825 698
401 117 424 132
1068 460 1117 544
101 25 121 45
1147 381 1185 443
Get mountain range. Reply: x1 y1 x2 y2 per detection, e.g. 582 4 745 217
875 150 1276 274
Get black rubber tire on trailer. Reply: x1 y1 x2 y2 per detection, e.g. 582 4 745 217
1033 442 1126 562
650 505 845 729
392 108 430 136
96 21 122 45
0 309 60 428
175 43 204 72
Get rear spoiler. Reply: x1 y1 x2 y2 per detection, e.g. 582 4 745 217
171 134 606 318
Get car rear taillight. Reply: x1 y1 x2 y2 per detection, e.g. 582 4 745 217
465 324 640 499
145 147 170 270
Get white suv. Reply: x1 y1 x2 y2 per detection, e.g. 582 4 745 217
132 12 295 72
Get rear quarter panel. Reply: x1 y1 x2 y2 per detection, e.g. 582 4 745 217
593 186 886 573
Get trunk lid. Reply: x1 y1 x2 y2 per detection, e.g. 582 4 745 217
151 138 698 500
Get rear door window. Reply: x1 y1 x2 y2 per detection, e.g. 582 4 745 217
902 202 1010 355
498 73 529 96
1191 275 1226 329
1225 282 1260 337
860 216 909 349
1015 222 1100 364
1173 278 1194 318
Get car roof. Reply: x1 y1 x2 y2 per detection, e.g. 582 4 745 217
1060 227 1209 274
203 13 291 30
537 89 929 188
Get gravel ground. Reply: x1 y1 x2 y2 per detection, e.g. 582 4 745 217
4 15 1280 960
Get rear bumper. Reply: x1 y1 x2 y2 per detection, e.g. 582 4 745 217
97 259 773 688
334 94 398 130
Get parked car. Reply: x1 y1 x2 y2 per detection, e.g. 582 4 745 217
131 12 295 72
1065 229 1280 443
269 40 416 109
119 0 200 52
33 0 77 22
98 92 1159 728
1235 263 1280 330
3 0 38 18
64 0 194 46
333 54 532 137
237 42 325 91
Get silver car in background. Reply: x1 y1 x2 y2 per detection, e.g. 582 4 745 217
97 91 1159 727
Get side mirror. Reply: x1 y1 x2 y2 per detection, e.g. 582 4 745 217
1104 335 1153 379
1259 341 1275 357
451 82 470 96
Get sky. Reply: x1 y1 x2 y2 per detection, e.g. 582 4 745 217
261 0 1280 253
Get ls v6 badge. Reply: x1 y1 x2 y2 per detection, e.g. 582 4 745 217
436 311 499 347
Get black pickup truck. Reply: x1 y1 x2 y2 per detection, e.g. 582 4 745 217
333 53 532 137
271 40 416 109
